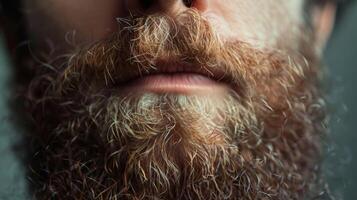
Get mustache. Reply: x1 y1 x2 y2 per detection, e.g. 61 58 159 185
55 9 292 96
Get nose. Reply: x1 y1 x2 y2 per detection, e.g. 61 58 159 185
124 0 207 16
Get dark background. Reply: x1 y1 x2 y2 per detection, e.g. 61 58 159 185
0 2 356 199
323 2 357 199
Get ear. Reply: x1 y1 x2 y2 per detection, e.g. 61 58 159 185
311 2 337 50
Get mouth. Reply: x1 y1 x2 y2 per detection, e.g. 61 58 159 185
116 60 232 95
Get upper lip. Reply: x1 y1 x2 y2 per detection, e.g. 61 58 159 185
117 60 232 85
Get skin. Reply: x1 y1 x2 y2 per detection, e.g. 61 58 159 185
24 0 310 48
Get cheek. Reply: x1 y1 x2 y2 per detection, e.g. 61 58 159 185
207 0 305 49
25 0 306 52
25 0 123 46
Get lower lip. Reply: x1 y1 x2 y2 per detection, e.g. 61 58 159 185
121 73 228 94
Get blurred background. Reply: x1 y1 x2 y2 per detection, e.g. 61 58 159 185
0 2 356 200
323 2 357 199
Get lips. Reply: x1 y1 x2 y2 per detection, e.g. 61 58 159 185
115 60 232 94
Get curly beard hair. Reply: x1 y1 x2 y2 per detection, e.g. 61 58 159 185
26 10 326 199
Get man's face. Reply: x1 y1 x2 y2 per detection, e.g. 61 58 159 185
22 0 327 199
25 0 308 55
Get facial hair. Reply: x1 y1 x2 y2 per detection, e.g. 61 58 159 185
25 10 326 200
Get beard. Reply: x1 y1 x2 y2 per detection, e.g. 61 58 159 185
25 10 326 200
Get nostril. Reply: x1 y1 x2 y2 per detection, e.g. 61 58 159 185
139 0 154 10
183 0 193 7
126 0 200 16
